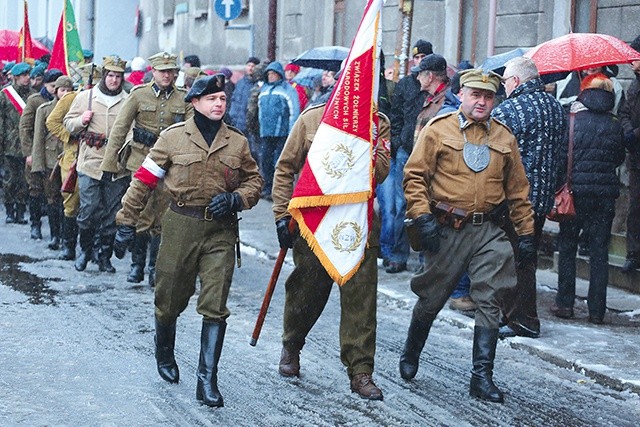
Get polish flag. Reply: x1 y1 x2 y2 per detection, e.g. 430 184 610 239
288 0 384 285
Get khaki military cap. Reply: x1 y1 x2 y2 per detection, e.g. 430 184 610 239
459 69 501 93
54 75 74 89
102 55 127 73
149 51 179 70
183 67 207 79
79 62 102 81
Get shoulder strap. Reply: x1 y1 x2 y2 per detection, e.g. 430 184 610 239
567 112 575 185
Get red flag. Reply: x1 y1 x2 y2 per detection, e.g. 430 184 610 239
17 0 34 64
49 0 84 76
287 0 384 285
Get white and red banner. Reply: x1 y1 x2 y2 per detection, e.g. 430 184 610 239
1 86 27 115
288 0 384 285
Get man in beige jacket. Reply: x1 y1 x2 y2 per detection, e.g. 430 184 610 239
64 56 129 273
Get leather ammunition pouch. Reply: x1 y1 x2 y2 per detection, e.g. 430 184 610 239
133 127 158 147
78 130 107 149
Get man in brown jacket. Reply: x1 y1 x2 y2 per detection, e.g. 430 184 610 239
114 74 262 408
64 56 130 273
31 76 74 249
399 69 535 403
272 103 390 400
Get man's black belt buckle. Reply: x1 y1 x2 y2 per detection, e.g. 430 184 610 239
471 212 484 226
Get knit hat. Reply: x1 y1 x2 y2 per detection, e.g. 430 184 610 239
130 57 147 72
247 56 261 65
411 54 447 73
284 63 301 74
219 67 233 80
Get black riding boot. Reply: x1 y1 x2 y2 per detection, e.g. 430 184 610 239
59 216 78 260
47 203 63 249
127 232 149 283
75 227 95 271
469 326 504 403
399 300 436 380
155 316 179 384
97 234 116 273
5 203 16 224
29 196 43 239
196 320 226 407
147 235 161 287
15 203 28 224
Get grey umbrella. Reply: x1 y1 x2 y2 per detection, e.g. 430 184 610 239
291 46 349 72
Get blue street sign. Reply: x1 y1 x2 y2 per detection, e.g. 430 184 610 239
214 0 242 21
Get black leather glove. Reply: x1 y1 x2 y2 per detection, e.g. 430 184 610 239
208 192 243 218
114 224 136 259
101 171 114 182
276 217 295 249
517 235 537 268
415 214 441 254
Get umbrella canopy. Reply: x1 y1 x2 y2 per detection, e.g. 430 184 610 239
480 47 529 74
292 67 324 88
525 32 640 74
291 46 349 72
0 29 50 63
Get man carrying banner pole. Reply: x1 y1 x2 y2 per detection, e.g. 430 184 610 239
272 0 389 400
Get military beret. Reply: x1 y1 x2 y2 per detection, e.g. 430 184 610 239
44 68 64 83
184 73 226 102
102 55 127 73
3 61 16 74
411 53 447 74
149 51 179 71
459 69 501 93
412 39 433 57
11 62 31 76
54 75 74 89
30 65 46 78
82 49 94 59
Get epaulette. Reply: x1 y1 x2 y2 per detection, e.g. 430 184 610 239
163 121 186 133
225 124 244 136
430 110 457 125
130 83 151 94
175 86 188 93
304 102 326 113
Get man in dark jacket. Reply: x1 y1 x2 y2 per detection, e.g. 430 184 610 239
620 35 640 273
492 57 567 339
382 39 432 273
229 56 261 160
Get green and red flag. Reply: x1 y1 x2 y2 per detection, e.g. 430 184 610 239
17 0 34 64
49 0 84 76
287 0 385 285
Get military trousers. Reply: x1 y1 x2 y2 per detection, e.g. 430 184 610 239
3 155 27 206
42 168 63 206
411 220 515 329
137 185 170 236
282 238 378 378
154 208 237 325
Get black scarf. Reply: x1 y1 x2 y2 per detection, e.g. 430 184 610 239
194 110 221 147
98 78 123 96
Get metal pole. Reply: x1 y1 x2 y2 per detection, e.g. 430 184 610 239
267 0 278 61
393 0 414 80
487 0 497 57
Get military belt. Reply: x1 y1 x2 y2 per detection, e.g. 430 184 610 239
78 131 108 149
170 201 237 223
431 201 490 230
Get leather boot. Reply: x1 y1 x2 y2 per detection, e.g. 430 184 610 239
29 196 43 239
47 203 63 249
469 326 504 403
75 227 95 271
14 203 28 224
399 302 436 380
196 320 226 408
278 346 301 377
97 234 116 273
59 216 78 260
147 235 161 287
350 373 383 400
5 203 16 224
154 317 179 384
127 232 148 283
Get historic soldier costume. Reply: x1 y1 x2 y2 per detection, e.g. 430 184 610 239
114 74 262 407
102 51 194 286
272 103 390 400
31 76 75 249
1 62 36 224
399 69 535 403
19 68 63 239
64 56 130 273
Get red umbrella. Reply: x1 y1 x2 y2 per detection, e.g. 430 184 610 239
524 32 640 74
0 29 50 63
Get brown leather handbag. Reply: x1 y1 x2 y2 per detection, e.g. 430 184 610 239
547 113 576 222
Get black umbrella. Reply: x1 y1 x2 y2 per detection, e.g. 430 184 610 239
291 46 349 72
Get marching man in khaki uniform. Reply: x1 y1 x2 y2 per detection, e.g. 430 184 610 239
64 56 130 273
114 74 262 408
102 52 194 286
399 69 536 403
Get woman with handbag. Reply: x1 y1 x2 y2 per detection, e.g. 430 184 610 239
552 73 626 324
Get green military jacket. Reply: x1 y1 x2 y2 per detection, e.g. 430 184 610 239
102 82 194 173
116 118 263 226
20 91 50 157
0 83 36 157
32 100 63 172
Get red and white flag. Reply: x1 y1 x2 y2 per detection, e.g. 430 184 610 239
288 0 384 285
